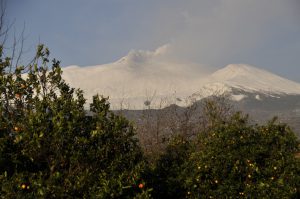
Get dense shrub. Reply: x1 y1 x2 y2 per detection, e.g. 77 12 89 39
182 113 300 198
0 45 150 198
146 135 193 198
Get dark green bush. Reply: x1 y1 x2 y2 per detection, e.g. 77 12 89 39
0 45 150 198
146 135 193 198
182 113 300 198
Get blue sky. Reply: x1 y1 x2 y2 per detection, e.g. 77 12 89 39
6 0 300 82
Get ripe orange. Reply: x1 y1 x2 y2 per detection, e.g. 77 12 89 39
14 126 20 132
138 183 144 189
21 184 26 189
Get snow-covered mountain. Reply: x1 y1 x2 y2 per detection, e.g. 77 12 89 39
195 64 300 102
208 64 300 95
62 50 300 110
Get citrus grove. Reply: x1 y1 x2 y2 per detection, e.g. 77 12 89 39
1 44 299 198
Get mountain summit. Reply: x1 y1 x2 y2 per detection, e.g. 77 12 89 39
208 64 300 95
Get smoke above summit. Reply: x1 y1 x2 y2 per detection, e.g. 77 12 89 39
115 45 211 76
62 46 212 110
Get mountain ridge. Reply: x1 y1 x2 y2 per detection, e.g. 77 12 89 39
62 50 300 109
208 64 300 95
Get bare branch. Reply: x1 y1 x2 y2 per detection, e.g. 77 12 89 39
0 0 6 35
15 23 26 68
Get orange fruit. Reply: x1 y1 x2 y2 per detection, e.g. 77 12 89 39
21 184 26 189
14 126 20 132
138 183 144 189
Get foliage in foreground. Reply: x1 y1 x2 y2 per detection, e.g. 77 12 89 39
153 112 300 198
0 45 150 198
0 44 299 198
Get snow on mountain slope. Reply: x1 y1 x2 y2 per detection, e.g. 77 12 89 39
62 47 209 109
62 48 300 109
207 64 300 95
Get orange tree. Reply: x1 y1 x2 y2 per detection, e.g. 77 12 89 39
147 135 193 198
0 45 150 198
182 113 300 198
